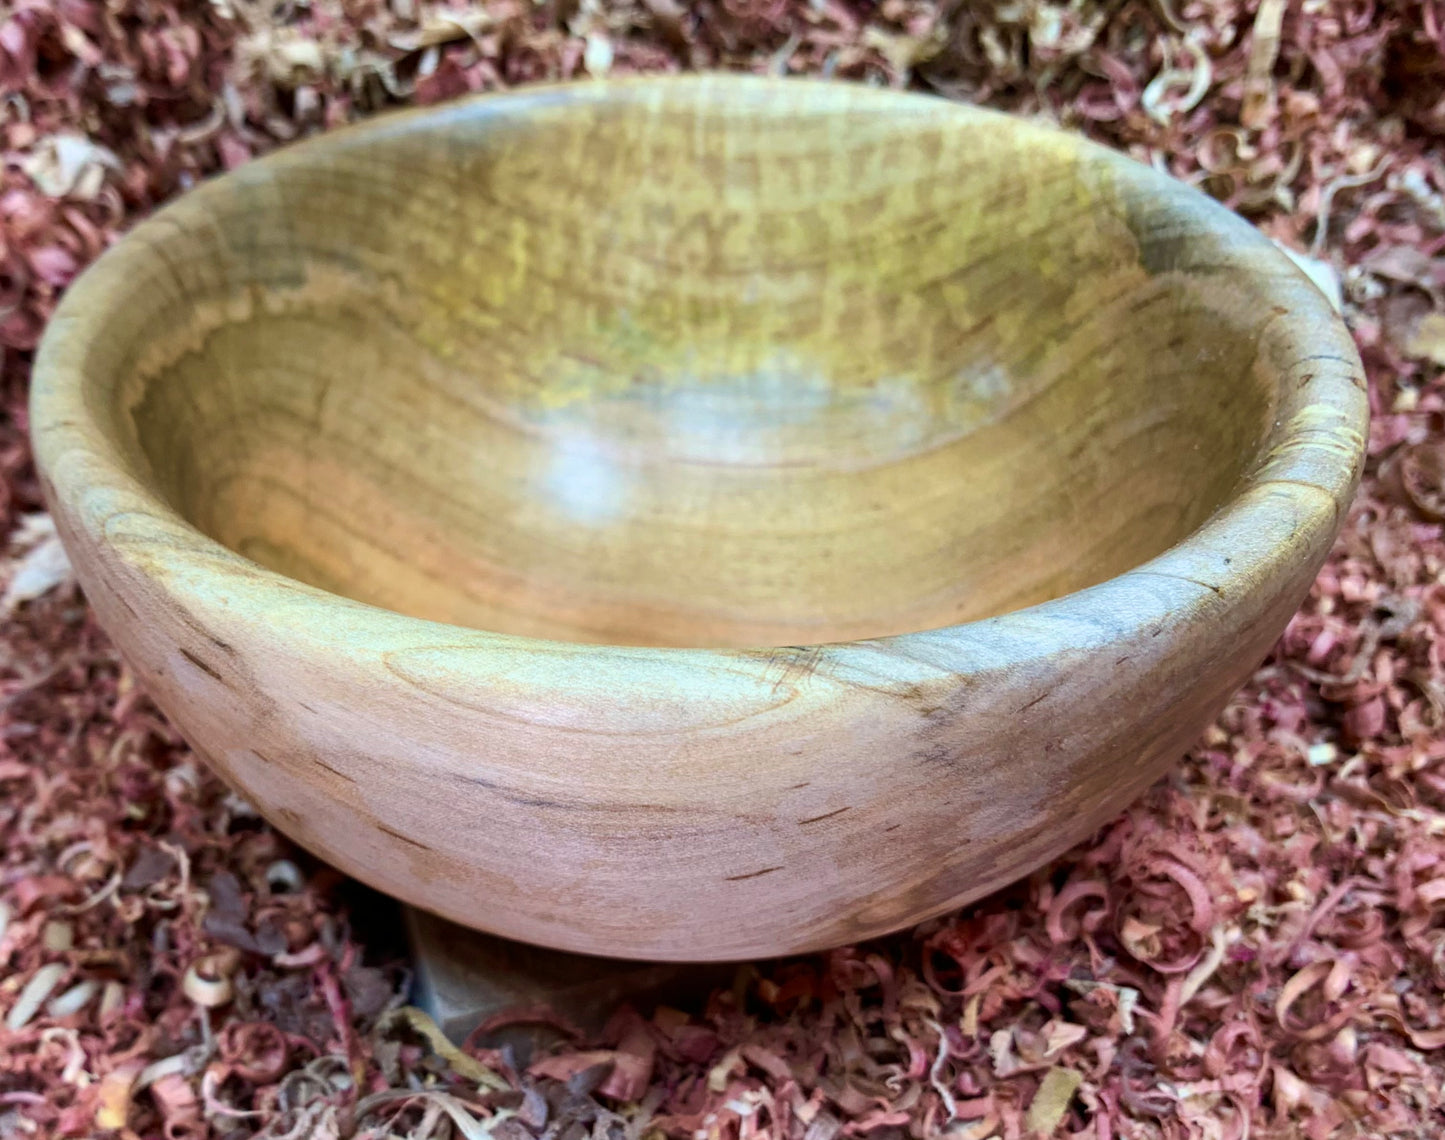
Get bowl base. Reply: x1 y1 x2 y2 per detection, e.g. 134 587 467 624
406 909 730 1052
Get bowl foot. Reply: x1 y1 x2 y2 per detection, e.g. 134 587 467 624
405 909 731 1053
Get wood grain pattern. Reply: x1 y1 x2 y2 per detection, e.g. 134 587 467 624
31 76 1367 960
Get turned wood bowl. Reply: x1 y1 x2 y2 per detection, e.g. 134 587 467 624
32 76 1367 961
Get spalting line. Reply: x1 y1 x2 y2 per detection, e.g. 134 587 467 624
274 806 305 831
798 806 851 825
1295 351 1358 367
765 645 825 697
1135 570 1224 598
1016 692 1049 714
376 823 434 852
725 866 783 881
313 757 358 785
179 647 224 683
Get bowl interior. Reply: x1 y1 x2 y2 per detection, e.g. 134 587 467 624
112 82 1277 648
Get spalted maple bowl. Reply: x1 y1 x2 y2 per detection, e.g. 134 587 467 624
32 77 1366 961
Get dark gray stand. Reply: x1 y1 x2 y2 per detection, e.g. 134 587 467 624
405 908 732 1053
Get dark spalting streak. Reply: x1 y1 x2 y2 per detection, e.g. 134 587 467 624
449 772 565 808
883 823 902 832
916 741 957 769
1295 351 1359 367
831 676 930 701
1016 691 1049 714
757 645 826 697
798 806 851 826
498 791 569 809
901 678 978 770
1135 569 1224 598
376 822 434 852
725 866 783 882
171 606 231 659
452 772 500 789
314 757 358 785
159 603 283 739
179 647 225 683
448 772 687 814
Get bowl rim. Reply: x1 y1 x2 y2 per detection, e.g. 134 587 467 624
31 73 1369 675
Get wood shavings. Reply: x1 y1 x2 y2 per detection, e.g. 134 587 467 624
5 962 67 1031
1142 36 1212 125
1311 160 1392 257
93 1059 147 1131
19 134 123 200
1026 1066 1083 1134
1403 311 1445 366
377 1006 511 1091
182 955 236 1008
1 513 73 616
1241 0 1286 128
1400 442 1445 520
582 32 614 76
1275 242 1345 312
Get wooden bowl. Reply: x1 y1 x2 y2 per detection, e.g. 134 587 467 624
32 76 1367 961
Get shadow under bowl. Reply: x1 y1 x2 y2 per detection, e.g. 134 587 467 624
32 76 1367 960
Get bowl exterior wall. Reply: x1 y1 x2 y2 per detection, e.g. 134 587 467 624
39 456 1334 960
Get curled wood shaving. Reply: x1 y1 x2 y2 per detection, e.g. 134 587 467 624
1241 0 1286 128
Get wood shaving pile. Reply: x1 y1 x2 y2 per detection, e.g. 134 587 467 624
1 1 1444 1137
